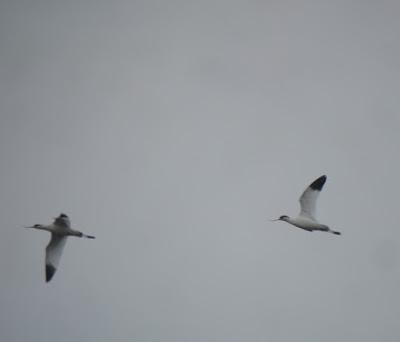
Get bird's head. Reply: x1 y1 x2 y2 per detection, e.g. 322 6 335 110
25 224 43 229
270 215 289 222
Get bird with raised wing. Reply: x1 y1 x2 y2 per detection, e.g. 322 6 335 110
271 175 341 235
26 213 95 282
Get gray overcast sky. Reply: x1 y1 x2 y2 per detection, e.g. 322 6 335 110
1 1 400 341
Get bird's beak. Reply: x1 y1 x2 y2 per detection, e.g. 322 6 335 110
270 218 280 222
25 226 34 228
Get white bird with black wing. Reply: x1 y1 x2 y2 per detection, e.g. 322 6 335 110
26 213 95 282
271 175 341 235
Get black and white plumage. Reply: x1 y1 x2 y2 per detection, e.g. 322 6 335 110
45 235 67 282
272 175 341 235
26 213 95 282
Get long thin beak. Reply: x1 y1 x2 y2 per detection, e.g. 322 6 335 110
24 226 34 228
270 219 280 222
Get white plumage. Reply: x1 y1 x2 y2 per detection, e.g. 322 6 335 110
272 175 341 235
26 213 95 282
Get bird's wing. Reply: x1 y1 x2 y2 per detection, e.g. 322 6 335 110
45 234 68 282
299 175 327 219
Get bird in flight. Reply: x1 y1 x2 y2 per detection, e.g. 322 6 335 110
271 175 341 235
26 213 95 282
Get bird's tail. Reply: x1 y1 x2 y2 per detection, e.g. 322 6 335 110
83 234 96 239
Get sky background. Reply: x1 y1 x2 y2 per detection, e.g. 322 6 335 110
1 0 400 341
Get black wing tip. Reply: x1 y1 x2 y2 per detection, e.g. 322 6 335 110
46 264 56 282
309 175 327 191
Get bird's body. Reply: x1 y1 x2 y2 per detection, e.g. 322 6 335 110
279 215 330 232
272 175 341 235
26 213 95 282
